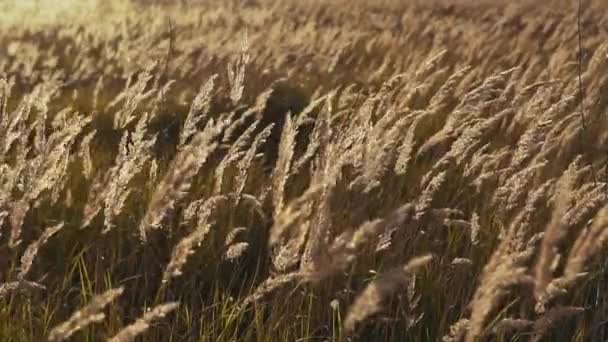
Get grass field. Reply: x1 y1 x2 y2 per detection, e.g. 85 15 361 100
2 0 608 340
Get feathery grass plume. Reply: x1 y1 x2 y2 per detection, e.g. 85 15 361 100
151 79 177 119
92 75 104 111
25 113 92 204
107 302 179 342
470 212 480 245
270 184 322 272
534 271 588 314
492 318 533 335
272 112 297 217
18 222 63 279
179 74 218 147
165 196 226 284
460 67 519 110
369 55 393 83
139 118 226 241
457 110 513 166
468 226 542 337
81 172 111 228
422 108 512 189
0 78 12 131
103 113 156 231
0 280 45 299
78 130 96 180
222 107 259 144
2 91 34 154
492 161 548 219
239 272 300 310
271 219 311 272
509 113 554 172
394 115 420 176
110 63 157 129
303 203 416 282
563 205 608 278
405 66 451 109
45 148 71 206
32 93 49 155
405 275 425 329
224 242 249 261
0 162 20 209
414 49 448 81
344 255 432 336
465 240 536 341
300 185 332 275
227 31 250 104
532 306 584 342
291 95 332 175
162 223 210 284
350 111 413 193
48 287 124 341
327 40 352 73
562 182 605 229
534 157 579 300
8 200 29 248
451 258 473 267
428 66 471 112
442 319 470 342
233 124 274 201
415 171 447 220
465 182 553 341
224 227 247 247
421 73 504 149
297 95 337 272
182 195 227 227
213 120 260 195
148 158 159 184
0 210 6 234
464 145 511 181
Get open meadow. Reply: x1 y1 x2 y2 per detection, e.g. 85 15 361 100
2 0 608 340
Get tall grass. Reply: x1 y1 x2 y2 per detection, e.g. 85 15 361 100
1 0 608 340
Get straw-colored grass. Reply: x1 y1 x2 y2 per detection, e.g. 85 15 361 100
2 0 608 340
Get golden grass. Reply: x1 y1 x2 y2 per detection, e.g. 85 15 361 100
2 0 608 340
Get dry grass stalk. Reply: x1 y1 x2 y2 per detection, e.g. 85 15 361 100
107 302 179 342
239 272 300 310
78 130 97 180
213 120 259 195
464 183 552 341
532 306 584 341
224 242 249 261
48 287 124 341
180 74 218 147
0 280 45 299
304 203 416 282
564 205 608 278
8 200 29 248
104 113 156 231
534 158 578 300
227 32 250 104
139 119 225 241
4 1 608 341
233 124 274 201
344 255 432 335
162 223 211 284
492 318 533 334
18 222 63 279
272 113 297 217
442 319 470 342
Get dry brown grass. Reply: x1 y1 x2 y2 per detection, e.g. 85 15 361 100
2 0 608 340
